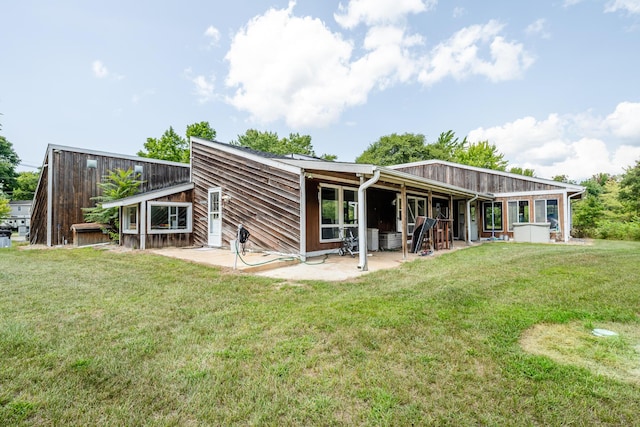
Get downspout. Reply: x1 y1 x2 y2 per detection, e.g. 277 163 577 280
358 169 381 271
466 194 479 245
565 188 586 242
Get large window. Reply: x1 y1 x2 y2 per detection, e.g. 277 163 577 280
148 202 192 234
396 195 427 234
320 185 358 241
122 205 138 233
483 201 503 232
535 199 559 231
507 200 530 231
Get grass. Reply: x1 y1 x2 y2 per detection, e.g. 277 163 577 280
1 240 639 425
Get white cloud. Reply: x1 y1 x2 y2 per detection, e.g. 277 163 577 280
606 101 640 139
563 0 584 7
467 102 640 181
185 68 216 103
605 0 640 14
334 0 435 29
223 2 533 128
525 18 551 39
452 7 466 18
204 25 221 47
92 60 109 78
418 20 535 85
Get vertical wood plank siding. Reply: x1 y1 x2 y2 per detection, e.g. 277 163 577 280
191 141 301 254
29 156 49 245
395 164 561 193
31 149 190 245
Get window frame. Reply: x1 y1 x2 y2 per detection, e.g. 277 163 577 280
483 201 503 232
122 204 139 234
147 202 192 234
319 184 359 243
507 200 530 231
534 198 560 231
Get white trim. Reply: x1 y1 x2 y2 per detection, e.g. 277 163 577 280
207 187 223 247
46 144 189 168
507 199 531 232
46 146 53 246
102 183 194 208
280 159 375 175
122 205 139 234
191 137 302 175
495 189 574 198
299 171 306 261
147 201 192 234
482 200 504 232
318 183 359 243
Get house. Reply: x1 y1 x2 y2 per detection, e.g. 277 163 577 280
2 200 32 234
389 160 586 242
30 144 191 246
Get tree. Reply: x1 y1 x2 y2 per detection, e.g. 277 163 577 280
138 122 217 163
231 129 336 159
12 171 39 200
355 133 429 165
453 140 508 171
424 131 465 162
83 168 145 240
0 194 9 224
619 160 640 217
511 167 535 177
0 135 20 194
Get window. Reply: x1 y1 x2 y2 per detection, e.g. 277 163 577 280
507 200 530 231
396 195 427 234
535 199 559 231
320 185 358 241
123 205 138 233
148 202 192 234
483 201 503 231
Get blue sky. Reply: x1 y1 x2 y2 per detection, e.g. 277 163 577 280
2 0 639 181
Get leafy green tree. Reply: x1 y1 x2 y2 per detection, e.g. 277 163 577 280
0 195 9 224
0 135 20 194
12 171 39 200
231 129 335 159
138 121 217 163
424 131 465 162
619 160 640 217
356 133 429 165
572 194 604 236
453 140 508 171
83 168 145 240
511 167 535 177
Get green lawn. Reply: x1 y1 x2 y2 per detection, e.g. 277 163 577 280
1 241 639 425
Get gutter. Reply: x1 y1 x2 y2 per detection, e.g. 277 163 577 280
358 169 381 271
565 189 586 242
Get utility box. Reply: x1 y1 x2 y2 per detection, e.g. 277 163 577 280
379 232 402 250
513 223 551 243
367 228 379 251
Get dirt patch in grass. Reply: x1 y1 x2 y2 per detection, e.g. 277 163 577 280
520 321 640 384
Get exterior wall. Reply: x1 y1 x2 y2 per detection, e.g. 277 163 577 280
191 140 301 254
30 147 191 246
478 194 565 241
120 190 193 250
3 201 32 229
395 163 563 193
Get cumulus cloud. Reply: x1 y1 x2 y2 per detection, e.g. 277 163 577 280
334 0 435 29
605 0 640 14
418 20 535 85
92 60 109 78
223 2 533 128
204 25 221 47
185 68 216 103
467 102 640 180
525 18 551 39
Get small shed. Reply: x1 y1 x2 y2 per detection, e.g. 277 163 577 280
71 223 111 247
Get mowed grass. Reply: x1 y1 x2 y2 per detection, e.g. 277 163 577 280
1 241 639 425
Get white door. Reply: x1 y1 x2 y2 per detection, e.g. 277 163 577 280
208 188 222 247
470 203 479 241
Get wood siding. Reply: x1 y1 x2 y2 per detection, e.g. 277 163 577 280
395 163 564 193
31 147 190 246
191 140 301 254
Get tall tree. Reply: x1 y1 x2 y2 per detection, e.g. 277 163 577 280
453 140 508 171
424 131 465 162
138 122 217 163
12 171 39 200
0 135 20 194
619 160 640 216
231 129 335 159
355 133 429 165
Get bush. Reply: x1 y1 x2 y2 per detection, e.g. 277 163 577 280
595 219 640 241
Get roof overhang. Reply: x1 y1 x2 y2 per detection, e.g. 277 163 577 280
102 182 195 208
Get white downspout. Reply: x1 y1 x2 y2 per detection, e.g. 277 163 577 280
466 194 479 245
358 169 381 271
565 189 586 242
